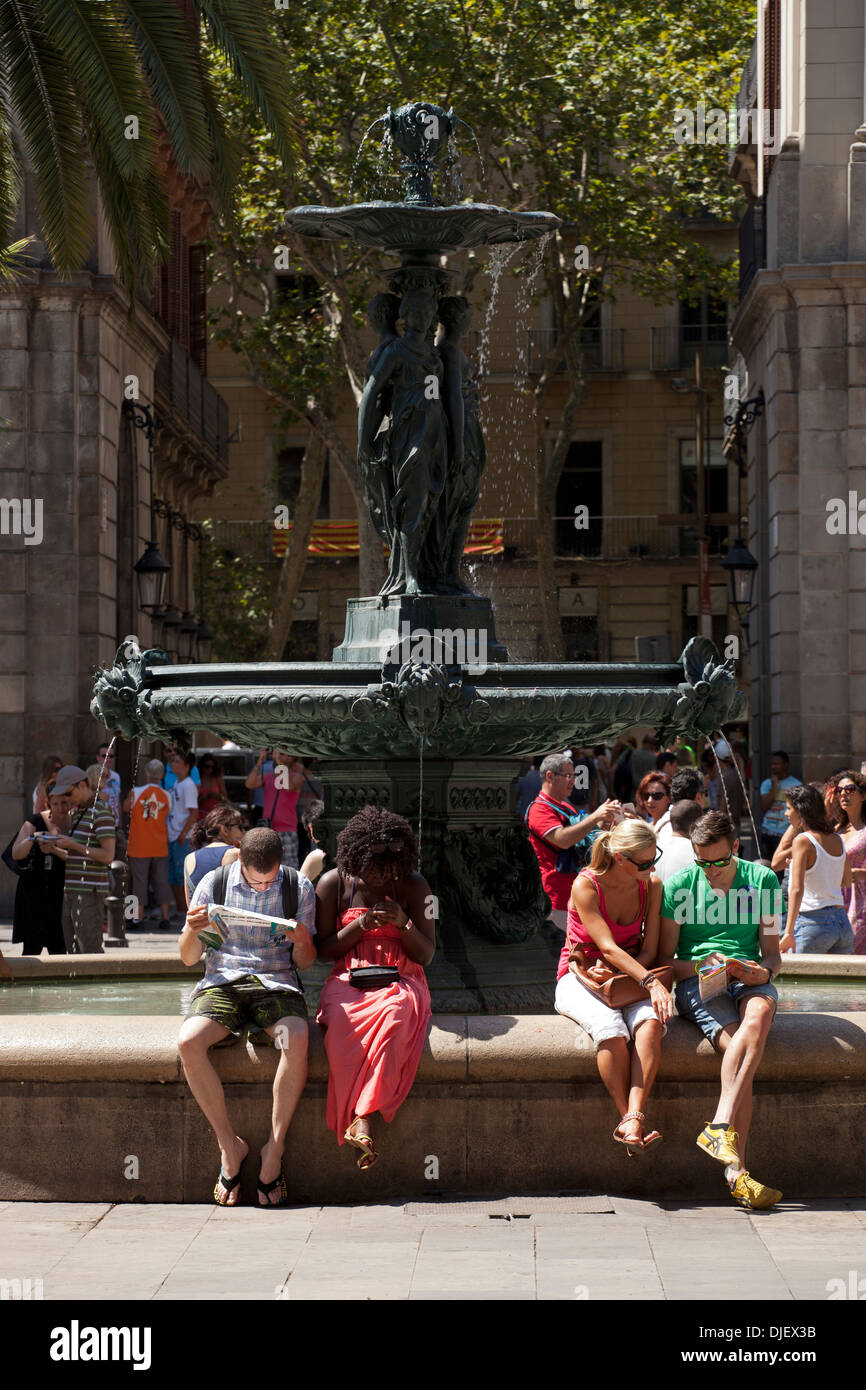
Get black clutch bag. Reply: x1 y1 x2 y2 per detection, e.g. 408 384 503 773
348 964 400 991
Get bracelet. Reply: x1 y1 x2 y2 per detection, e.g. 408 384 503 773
640 973 659 989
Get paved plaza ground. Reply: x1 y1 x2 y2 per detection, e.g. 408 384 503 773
2 1195 865 1301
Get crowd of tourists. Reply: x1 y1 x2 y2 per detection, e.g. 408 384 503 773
2 732 865 1210
2 746 323 957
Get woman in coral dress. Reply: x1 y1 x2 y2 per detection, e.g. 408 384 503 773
315 807 435 1168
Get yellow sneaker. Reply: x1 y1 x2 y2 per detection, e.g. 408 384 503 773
730 1171 782 1211
696 1123 741 1167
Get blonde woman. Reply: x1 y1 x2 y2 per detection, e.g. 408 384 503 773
554 819 674 1153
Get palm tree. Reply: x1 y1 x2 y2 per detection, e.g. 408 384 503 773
0 0 294 297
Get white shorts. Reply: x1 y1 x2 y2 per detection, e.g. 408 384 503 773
555 969 664 1047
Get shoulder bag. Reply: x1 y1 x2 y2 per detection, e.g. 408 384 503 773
568 879 672 1008
345 875 400 991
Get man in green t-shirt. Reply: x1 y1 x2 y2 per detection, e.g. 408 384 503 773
659 810 783 1211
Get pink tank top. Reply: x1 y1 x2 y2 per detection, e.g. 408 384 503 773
556 868 647 982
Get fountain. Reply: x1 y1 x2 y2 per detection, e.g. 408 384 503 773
91 102 746 1011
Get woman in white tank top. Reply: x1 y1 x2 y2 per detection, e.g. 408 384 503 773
779 785 854 954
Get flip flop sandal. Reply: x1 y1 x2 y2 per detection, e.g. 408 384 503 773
213 1158 246 1205
257 1167 289 1208
641 1128 663 1149
613 1110 647 1157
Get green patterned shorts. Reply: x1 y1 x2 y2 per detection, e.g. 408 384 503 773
187 975 307 1037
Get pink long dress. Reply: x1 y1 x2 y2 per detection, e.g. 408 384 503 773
316 895 432 1142
843 826 866 953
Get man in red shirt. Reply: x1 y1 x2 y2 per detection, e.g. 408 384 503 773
526 753 622 930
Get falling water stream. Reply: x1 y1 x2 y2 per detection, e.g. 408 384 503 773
709 732 762 858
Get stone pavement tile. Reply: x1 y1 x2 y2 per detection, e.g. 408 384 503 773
410 1225 535 1299
647 1221 792 1300
534 1220 664 1300
0 1202 112 1225
277 1235 421 1300
43 1208 214 1300
610 1196 669 1225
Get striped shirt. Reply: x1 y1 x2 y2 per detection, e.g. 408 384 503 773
63 799 116 892
189 858 316 996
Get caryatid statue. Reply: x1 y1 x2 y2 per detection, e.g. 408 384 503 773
438 294 486 594
357 288 447 596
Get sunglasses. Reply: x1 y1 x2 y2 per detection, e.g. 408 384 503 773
838 785 859 795
370 839 404 855
626 849 663 871
644 790 668 801
694 853 734 868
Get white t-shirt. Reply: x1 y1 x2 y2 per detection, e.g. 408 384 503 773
654 811 672 848
167 775 199 843
656 835 696 883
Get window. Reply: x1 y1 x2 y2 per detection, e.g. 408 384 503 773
555 441 603 556
679 440 729 555
282 621 319 660
679 295 728 369
561 615 599 661
276 446 330 518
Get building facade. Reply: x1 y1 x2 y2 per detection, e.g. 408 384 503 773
729 0 866 783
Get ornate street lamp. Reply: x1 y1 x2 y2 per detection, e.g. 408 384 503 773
722 536 758 624
177 610 199 662
195 616 214 663
125 400 171 614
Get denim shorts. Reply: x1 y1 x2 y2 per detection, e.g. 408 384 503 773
675 972 778 1045
794 906 854 955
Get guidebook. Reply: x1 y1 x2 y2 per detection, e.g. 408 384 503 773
198 902 298 950
698 958 729 1001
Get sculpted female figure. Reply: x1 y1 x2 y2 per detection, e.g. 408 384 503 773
438 295 486 593
360 293 401 557
357 289 447 595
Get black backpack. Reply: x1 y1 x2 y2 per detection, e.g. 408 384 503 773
210 863 299 919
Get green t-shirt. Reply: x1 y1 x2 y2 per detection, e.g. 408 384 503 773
661 859 782 962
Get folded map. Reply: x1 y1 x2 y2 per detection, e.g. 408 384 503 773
202 902 298 949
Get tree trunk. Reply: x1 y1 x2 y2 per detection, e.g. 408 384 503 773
265 427 326 660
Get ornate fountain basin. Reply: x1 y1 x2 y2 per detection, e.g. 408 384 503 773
92 637 747 758
283 202 560 254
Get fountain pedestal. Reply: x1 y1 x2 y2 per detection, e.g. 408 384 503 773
314 754 554 1011
331 593 509 665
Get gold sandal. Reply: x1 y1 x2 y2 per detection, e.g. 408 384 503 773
613 1111 648 1157
344 1117 379 1170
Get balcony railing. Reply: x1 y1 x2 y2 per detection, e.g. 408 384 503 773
503 515 733 561
650 325 730 372
154 340 230 464
524 327 625 374
207 516 733 564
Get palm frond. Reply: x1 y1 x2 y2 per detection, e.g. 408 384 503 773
40 0 158 179
119 0 213 179
0 233 37 284
85 113 169 299
0 1 94 273
198 0 297 168
0 95 22 245
197 77 240 223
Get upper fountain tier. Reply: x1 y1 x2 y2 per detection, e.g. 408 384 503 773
283 101 560 255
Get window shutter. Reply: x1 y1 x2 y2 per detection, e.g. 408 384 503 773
189 243 207 372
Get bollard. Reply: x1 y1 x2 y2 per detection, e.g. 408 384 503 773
104 859 130 948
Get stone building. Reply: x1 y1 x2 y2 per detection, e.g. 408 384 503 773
0 164 230 913
729 0 866 782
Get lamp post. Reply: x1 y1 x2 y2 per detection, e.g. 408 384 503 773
671 352 711 637
722 388 764 629
126 401 171 617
